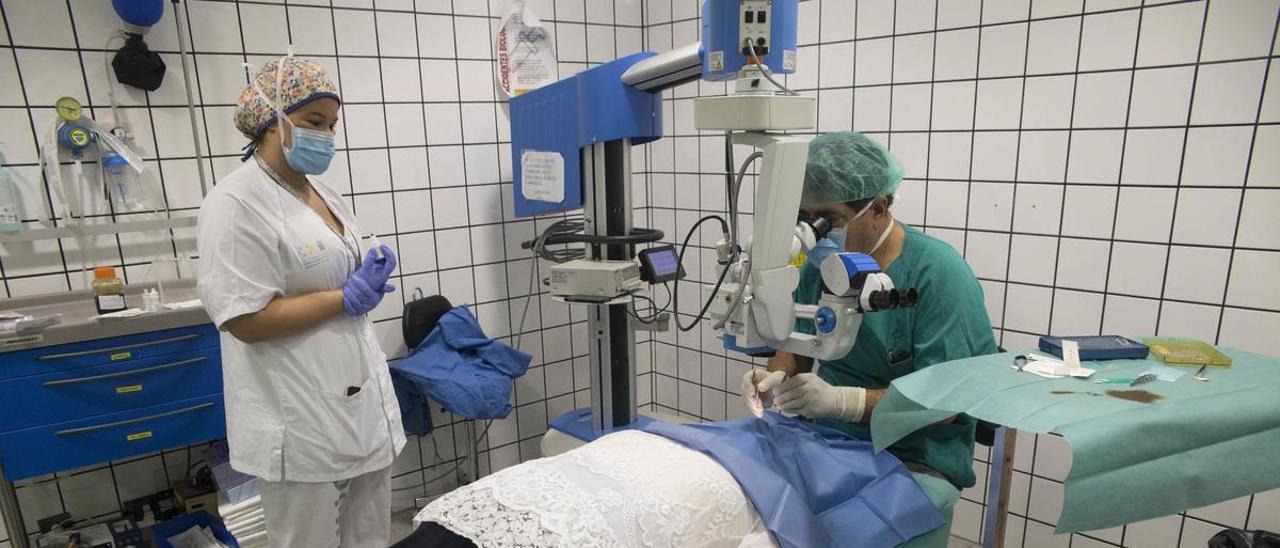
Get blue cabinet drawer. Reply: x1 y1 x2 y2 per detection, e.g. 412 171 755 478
0 394 225 482
0 324 219 380
0 349 222 431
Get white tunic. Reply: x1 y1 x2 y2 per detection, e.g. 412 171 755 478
196 160 405 483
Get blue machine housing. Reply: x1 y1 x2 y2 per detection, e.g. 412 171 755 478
701 0 798 81
834 252 882 276
724 334 776 357
509 52 664 217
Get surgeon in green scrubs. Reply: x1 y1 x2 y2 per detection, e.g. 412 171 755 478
742 131 998 548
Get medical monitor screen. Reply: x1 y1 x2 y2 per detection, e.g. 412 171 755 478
638 246 685 284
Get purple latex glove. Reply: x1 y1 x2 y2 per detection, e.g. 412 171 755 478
342 245 398 317
365 245 398 287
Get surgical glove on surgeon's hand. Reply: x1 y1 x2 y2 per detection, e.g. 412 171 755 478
342 245 398 317
740 369 786 417
773 373 868 422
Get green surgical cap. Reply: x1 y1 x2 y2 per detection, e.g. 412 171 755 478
800 132 905 206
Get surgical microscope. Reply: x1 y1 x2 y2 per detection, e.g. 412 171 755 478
508 0 917 450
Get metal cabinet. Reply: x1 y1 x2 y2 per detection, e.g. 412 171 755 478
0 324 224 548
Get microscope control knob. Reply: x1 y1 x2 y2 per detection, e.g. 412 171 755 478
814 307 837 334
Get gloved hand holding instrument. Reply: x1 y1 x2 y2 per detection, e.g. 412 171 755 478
741 368 868 422
773 373 868 422
740 369 786 417
343 245 398 317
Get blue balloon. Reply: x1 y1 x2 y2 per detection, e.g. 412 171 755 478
111 0 164 28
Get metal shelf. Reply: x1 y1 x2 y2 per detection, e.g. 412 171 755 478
0 216 197 244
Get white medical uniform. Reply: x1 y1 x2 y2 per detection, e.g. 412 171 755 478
197 160 405 548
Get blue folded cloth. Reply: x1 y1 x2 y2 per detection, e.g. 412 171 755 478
391 305 532 435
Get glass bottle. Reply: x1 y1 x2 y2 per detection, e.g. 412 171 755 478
92 266 127 314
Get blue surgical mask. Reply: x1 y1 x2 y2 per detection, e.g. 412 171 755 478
251 52 337 175
806 227 845 268
805 194 896 267
282 118 335 175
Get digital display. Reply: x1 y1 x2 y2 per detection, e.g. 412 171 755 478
648 248 679 276
638 245 685 284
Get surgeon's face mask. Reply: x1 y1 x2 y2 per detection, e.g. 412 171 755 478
280 117 336 175
805 227 845 268
250 53 337 175
805 197 893 268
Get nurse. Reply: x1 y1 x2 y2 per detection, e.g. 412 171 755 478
196 54 405 548
741 132 997 548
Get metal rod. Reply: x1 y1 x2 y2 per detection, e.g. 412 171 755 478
464 420 478 484
724 132 737 250
583 143 609 433
0 459 29 548
981 426 1016 548
55 402 213 436
38 334 200 361
581 140 638 434
603 139 636 427
42 357 206 386
171 0 209 196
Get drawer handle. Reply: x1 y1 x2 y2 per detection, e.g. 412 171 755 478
55 402 215 436
41 357 207 387
38 334 202 361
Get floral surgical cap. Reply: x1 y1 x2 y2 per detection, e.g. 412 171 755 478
233 56 340 141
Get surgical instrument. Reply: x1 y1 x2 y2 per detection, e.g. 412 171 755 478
1193 365 1210 382
1093 374 1158 386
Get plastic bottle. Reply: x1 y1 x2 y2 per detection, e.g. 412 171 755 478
102 151 143 212
143 288 160 312
0 145 22 232
92 266 128 314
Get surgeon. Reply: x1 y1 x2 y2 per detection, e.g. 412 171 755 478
197 54 405 548
740 131 997 548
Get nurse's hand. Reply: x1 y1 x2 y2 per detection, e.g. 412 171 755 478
356 246 398 291
366 245 398 286
342 275 387 316
343 247 398 316
773 373 868 422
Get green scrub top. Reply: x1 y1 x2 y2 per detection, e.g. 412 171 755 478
795 222 997 489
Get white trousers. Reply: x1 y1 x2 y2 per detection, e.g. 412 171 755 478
260 466 391 548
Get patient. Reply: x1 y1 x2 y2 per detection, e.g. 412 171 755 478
399 413 943 548
410 428 773 547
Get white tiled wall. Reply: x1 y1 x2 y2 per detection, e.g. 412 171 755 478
642 0 1280 546
0 0 641 544
3 0 1278 545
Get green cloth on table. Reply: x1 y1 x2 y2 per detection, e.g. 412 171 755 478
870 347 1280 533
794 223 998 490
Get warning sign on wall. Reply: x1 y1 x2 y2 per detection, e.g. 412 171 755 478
495 1 557 99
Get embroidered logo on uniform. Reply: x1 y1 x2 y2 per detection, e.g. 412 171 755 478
296 239 329 269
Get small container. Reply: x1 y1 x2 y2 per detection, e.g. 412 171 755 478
151 511 240 548
92 266 127 314
1038 335 1150 361
0 147 23 232
142 289 160 312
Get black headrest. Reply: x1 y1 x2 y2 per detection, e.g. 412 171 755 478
402 295 453 350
